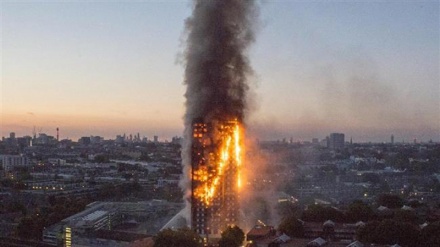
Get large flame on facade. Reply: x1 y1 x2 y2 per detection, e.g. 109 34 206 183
180 0 258 236
192 120 242 205
190 119 243 235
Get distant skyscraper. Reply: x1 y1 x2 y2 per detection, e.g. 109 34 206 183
78 137 91 146
115 135 125 144
391 135 394 144
329 133 345 150
153 136 159 143
6 132 17 146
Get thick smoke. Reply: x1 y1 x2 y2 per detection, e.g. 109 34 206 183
180 0 259 224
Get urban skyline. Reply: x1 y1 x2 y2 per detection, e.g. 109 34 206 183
2 1 439 142
1 1 440 246
2 129 435 147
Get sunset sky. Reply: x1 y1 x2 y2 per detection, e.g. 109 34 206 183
1 0 439 142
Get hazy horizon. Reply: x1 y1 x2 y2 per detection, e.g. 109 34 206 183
1 0 439 143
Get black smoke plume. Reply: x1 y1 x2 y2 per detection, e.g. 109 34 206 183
180 0 259 223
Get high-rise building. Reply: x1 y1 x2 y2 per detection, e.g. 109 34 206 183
191 120 240 236
329 133 345 150
115 135 125 144
391 135 394 144
78 137 91 146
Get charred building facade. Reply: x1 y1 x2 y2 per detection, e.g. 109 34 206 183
191 120 240 236
182 0 257 238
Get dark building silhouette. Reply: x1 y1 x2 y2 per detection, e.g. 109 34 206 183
329 133 345 150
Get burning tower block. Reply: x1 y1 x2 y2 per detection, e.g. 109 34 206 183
191 119 242 236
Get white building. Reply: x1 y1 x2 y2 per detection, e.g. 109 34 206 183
1 155 29 172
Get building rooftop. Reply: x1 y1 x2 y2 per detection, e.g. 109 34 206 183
246 225 274 240
82 210 108 222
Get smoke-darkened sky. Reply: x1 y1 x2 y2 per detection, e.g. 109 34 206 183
1 0 439 142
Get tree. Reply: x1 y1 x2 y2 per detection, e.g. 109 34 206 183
0 178 13 187
357 220 419 247
377 194 403 209
139 153 151 161
419 221 440 246
123 172 133 181
47 195 57 206
154 228 202 247
362 173 381 184
219 225 245 247
94 154 109 163
357 220 380 243
357 161 371 171
99 183 117 198
276 201 300 219
302 204 345 222
394 209 418 224
16 215 46 240
346 200 373 222
278 216 304 237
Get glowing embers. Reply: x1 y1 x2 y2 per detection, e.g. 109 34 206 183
192 120 243 206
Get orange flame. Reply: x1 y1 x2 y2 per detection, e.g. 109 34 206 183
193 120 243 205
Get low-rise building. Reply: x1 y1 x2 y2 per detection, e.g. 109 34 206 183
1 154 29 172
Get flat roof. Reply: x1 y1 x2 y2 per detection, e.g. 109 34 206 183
82 210 108 221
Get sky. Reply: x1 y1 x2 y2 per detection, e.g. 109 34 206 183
1 0 439 142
